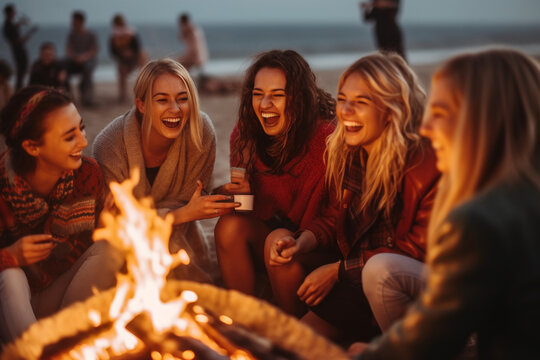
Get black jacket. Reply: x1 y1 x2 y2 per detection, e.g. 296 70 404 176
358 180 540 360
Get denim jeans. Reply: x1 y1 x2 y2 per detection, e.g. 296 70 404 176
362 253 426 331
0 240 123 342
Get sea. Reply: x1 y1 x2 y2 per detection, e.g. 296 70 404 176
1 22 540 81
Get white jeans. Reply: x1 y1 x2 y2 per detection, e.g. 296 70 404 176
0 240 123 342
362 253 426 331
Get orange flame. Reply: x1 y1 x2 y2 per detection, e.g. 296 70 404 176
65 169 232 358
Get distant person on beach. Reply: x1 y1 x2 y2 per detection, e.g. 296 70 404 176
2 3 37 90
93 58 236 283
0 86 122 342
265 53 438 344
351 48 540 360
213 50 337 299
29 42 67 90
65 11 98 107
0 59 12 111
177 13 208 74
109 13 146 103
360 0 405 59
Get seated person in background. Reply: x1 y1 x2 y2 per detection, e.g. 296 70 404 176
265 53 439 344
353 48 540 360
0 58 12 111
109 13 146 103
93 58 235 283
214 49 337 298
65 10 98 107
0 86 123 342
29 42 67 90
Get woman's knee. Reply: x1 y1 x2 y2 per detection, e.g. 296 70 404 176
362 253 424 301
214 214 251 250
0 268 30 298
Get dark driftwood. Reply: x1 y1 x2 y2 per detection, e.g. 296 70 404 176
126 312 228 360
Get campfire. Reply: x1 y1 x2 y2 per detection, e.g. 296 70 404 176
1 170 348 360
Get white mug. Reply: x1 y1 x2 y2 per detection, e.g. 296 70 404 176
234 194 254 211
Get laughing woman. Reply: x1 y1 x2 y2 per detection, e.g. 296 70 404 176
355 48 540 360
0 86 122 342
93 58 235 282
265 53 440 342
214 50 336 296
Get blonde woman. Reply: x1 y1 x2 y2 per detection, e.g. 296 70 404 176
265 53 439 342
354 48 540 359
93 58 237 282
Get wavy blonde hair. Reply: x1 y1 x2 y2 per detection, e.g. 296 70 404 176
133 58 204 151
325 53 425 218
428 48 540 240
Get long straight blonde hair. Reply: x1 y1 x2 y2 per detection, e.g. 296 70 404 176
133 58 204 151
325 53 425 218
428 48 540 240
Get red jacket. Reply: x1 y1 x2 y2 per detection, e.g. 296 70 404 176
230 120 335 229
306 140 440 284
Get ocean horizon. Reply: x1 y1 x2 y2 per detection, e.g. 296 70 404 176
2 23 540 81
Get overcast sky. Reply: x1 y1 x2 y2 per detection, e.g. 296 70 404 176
2 0 540 26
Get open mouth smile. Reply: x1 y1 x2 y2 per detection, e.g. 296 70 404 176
162 117 182 128
343 121 364 132
261 112 280 127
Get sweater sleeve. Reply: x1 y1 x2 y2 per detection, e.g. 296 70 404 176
92 115 130 190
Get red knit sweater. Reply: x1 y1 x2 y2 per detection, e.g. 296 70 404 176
0 154 104 289
230 120 335 229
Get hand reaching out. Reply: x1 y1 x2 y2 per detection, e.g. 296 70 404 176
171 180 240 223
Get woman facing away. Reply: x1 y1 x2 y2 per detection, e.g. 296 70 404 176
354 48 540 359
265 53 440 343
93 58 236 283
214 49 337 296
0 86 122 342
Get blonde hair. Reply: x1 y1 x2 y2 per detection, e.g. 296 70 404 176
325 53 425 218
428 48 540 239
133 58 203 151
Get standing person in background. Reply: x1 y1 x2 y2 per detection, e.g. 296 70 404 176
65 11 98 107
29 42 67 90
177 13 208 75
360 0 405 59
2 3 37 90
109 14 146 104
353 48 540 360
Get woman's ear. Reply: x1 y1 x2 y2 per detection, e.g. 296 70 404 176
135 98 145 114
21 139 40 157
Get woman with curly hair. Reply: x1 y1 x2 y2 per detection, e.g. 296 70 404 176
266 53 439 343
214 49 337 296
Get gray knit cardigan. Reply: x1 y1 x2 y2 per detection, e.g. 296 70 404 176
92 108 216 280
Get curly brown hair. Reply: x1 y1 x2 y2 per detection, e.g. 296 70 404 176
233 49 335 174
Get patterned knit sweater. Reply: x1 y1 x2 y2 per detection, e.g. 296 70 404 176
0 152 104 289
